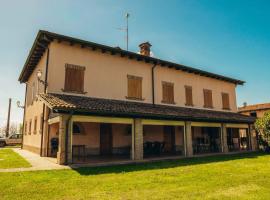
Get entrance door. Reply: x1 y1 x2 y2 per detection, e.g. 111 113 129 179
100 123 112 155
163 126 175 153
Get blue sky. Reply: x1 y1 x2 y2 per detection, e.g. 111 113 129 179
0 0 269 126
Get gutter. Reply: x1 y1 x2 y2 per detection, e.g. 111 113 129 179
151 63 157 105
21 85 28 149
40 48 50 156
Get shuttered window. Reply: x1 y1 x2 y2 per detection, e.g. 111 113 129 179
222 92 230 110
162 82 174 104
64 64 85 93
127 75 143 100
40 114 43 134
34 116 37 134
24 122 27 135
185 86 193 106
203 89 213 108
29 119 32 135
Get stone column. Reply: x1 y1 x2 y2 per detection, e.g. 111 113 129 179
133 119 143 160
185 121 193 157
221 123 229 153
57 114 69 165
67 120 73 163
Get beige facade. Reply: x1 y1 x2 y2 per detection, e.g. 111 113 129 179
19 31 255 165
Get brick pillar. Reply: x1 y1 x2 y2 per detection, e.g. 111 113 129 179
221 124 229 153
41 106 49 157
185 121 193 157
57 115 69 165
133 119 143 160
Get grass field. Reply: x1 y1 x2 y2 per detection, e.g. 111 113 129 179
0 148 31 169
0 152 270 199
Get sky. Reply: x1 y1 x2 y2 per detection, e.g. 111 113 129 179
0 0 269 126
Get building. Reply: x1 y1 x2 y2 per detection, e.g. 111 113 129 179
238 103 270 118
18 30 256 165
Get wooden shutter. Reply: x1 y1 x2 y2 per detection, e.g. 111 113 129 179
24 122 27 135
222 93 230 110
162 82 174 104
29 120 32 135
127 75 142 99
34 117 37 134
64 64 85 93
204 89 213 108
185 86 193 106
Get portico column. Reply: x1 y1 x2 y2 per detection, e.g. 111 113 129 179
133 119 143 160
185 121 193 157
221 123 229 153
249 124 257 151
57 114 69 165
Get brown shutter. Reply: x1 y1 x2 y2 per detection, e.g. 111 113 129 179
222 93 230 110
162 82 174 104
127 75 142 99
204 89 213 108
185 86 193 106
64 64 85 93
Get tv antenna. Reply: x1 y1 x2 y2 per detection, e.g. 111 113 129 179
117 13 130 51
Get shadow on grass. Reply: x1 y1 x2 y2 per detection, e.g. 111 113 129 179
71 151 267 176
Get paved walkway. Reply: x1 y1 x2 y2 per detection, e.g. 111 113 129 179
0 148 70 172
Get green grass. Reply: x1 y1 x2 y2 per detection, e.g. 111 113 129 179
0 148 31 169
1 152 270 199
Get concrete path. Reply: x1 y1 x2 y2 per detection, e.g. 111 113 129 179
0 148 70 172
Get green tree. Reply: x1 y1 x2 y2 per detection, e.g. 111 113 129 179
255 111 270 147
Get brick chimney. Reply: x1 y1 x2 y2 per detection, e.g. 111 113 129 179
139 42 152 56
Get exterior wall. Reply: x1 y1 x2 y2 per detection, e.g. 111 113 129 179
23 49 48 153
45 41 237 112
240 109 270 118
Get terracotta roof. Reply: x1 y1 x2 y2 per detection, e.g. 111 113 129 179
238 103 270 112
39 93 255 124
18 30 245 85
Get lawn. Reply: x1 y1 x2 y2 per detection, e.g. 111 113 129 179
0 152 270 199
0 148 31 169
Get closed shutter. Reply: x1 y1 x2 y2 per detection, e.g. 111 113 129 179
64 64 85 93
204 89 213 108
185 86 193 106
127 75 142 99
162 82 174 104
222 93 230 110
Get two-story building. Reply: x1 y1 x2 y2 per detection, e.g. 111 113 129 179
19 30 256 165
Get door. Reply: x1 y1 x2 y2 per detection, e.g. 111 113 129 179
163 126 175 153
100 123 112 155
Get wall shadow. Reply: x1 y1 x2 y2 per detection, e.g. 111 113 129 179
71 152 266 176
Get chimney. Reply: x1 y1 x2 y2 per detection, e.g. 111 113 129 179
139 42 152 56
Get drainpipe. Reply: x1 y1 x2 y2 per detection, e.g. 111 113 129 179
151 63 157 105
64 112 73 165
21 85 28 149
40 48 50 156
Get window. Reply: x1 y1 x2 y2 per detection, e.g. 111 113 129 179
203 89 213 108
64 64 85 93
73 123 84 135
127 75 143 100
24 122 27 135
222 93 230 110
34 117 37 134
162 82 174 104
250 112 257 117
185 86 193 106
29 119 32 135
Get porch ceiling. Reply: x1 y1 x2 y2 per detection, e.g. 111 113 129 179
39 93 255 124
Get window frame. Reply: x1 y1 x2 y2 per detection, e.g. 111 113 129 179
63 63 86 94
203 89 213 108
29 119 32 135
161 81 175 104
185 85 193 106
126 75 144 101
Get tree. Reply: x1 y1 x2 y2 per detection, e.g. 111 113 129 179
255 111 270 150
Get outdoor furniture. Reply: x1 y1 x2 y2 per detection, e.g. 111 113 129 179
72 145 86 162
143 141 165 156
50 138 59 157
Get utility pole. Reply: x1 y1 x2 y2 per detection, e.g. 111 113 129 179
6 98 11 138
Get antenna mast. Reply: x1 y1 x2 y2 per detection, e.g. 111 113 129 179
126 13 130 51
